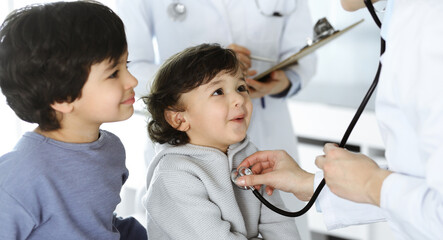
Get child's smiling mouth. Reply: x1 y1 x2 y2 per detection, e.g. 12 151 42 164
230 114 246 122
121 93 136 104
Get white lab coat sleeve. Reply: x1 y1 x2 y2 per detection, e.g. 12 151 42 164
280 0 317 95
116 0 159 97
314 172 386 230
145 169 249 240
379 3 443 237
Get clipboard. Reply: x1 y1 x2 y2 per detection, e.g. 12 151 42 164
254 19 364 81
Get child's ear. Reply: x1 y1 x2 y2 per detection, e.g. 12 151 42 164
50 101 74 114
164 110 190 132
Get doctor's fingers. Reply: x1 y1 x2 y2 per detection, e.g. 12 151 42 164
315 155 339 183
323 143 339 154
314 155 326 170
247 69 257 77
246 87 262 99
315 151 342 172
236 171 276 189
238 150 278 169
268 70 292 95
265 185 276 196
245 78 268 93
248 162 274 176
245 86 266 99
316 146 356 174
270 70 287 81
235 169 276 195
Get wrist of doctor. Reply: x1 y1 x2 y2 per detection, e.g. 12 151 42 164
292 171 315 202
365 168 392 206
265 169 314 202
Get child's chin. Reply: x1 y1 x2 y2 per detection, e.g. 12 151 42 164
232 133 247 143
117 108 135 121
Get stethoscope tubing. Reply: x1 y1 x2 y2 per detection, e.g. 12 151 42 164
251 0 386 217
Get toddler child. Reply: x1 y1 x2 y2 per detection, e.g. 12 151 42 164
143 43 300 239
0 1 146 239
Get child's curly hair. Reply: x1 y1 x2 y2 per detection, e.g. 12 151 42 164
143 43 240 145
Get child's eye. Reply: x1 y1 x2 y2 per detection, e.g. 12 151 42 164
126 61 131 69
109 70 119 79
212 88 224 96
238 85 249 93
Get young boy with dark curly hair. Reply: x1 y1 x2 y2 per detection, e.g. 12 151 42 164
0 1 146 239
143 43 300 239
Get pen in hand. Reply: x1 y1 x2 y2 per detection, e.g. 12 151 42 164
250 55 277 63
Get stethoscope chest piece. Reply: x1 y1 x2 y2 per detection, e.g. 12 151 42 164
231 167 254 190
167 2 187 21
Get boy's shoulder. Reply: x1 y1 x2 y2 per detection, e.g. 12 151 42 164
0 130 121 158
0 132 44 167
0 133 46 196
0 130 123 182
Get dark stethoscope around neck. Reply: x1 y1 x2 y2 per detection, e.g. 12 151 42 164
232 0 387 217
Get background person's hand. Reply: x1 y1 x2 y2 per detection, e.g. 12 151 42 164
315 143 391 206
246 70 291 99
227 43 252 72
227 44 291 99
236 150 314 201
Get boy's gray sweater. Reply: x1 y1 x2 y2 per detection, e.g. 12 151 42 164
144 137 300 239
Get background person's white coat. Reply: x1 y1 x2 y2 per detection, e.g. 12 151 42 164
117 0 316 160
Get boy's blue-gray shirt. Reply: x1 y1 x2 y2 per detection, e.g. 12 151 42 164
144 137 300 239
0 130 128 240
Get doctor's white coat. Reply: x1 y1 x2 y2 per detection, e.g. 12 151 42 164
315 1 443 239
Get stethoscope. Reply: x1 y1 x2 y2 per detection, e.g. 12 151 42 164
232 0 386 217
167 0 298 21
167 0 186 21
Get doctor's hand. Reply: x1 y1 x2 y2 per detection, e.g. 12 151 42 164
246 70 291 99
340 0 379 11
236 150 314 201
315 143 392 206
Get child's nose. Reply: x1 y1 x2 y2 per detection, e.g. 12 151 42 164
125 72 138 89
232 92 245 107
